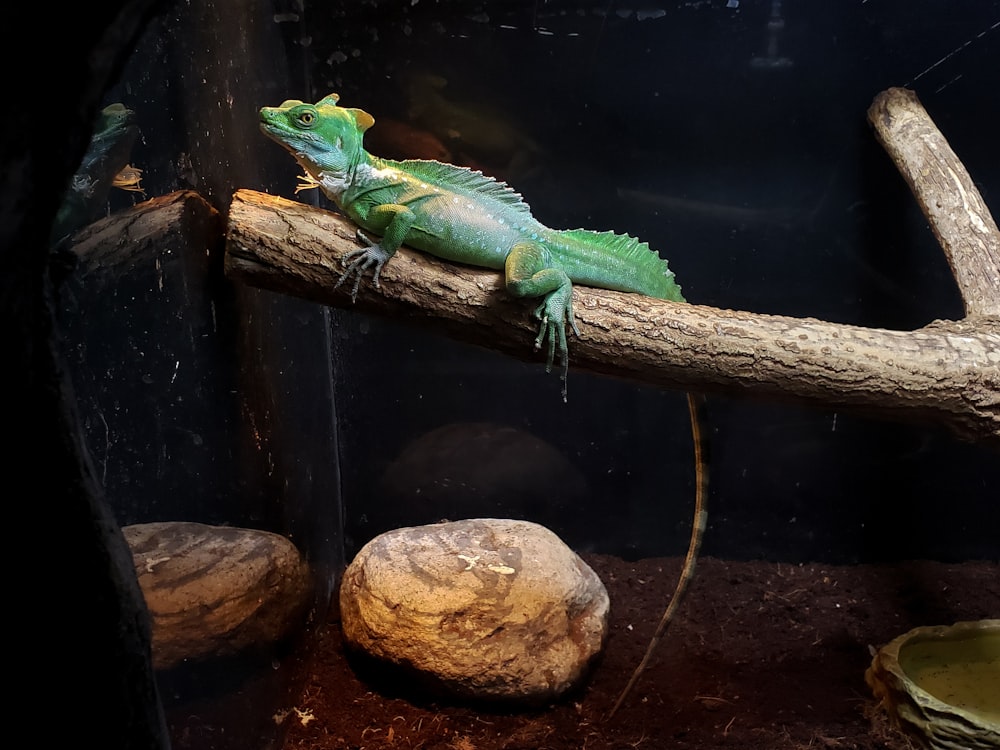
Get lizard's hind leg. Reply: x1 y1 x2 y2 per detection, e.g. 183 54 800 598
505 242 580 399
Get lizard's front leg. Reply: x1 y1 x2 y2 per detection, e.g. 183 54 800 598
336 203 415 300
505 242 579 399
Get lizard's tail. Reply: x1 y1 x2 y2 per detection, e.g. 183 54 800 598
606 392 710 720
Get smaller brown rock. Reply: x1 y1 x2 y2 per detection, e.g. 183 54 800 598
124 521 313 669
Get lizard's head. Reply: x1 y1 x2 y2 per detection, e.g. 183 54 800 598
259 93 375 180
91 103 137 149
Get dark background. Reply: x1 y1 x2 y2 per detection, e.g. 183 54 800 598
309 1 1000 563
67 0 999 568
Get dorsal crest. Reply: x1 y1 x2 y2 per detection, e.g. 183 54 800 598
386 159 534 219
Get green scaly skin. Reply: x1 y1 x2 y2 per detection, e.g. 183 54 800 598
259 94 707 715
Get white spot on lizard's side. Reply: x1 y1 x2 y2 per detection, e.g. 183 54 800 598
363 164 402 182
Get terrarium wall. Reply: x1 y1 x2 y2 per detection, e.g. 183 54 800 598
278 1 999 564
56 2 344 749
45 1 999 749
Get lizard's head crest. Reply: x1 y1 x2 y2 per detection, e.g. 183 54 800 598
259 93 375 180
315 93 376 132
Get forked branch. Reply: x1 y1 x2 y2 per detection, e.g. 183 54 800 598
224 88 1000 448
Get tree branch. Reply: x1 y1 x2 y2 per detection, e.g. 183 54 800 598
868 87 1000 317
224 88 1000 449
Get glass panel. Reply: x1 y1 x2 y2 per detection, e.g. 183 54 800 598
52 2 998 748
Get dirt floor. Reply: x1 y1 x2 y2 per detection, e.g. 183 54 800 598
274 554 998 750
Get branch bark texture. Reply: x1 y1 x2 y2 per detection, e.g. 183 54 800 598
869 87 1000 317
224 89 1000 449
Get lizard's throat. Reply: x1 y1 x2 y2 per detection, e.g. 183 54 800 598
312 152 366 202
315 168 353 200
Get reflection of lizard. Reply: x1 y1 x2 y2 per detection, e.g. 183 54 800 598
259 93 709 713
361 116 455 164
403 72 543 182
51 103 144 246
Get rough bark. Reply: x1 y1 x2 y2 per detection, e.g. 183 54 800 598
70 189 221 271
868 87 1000 318
224 88 1000 449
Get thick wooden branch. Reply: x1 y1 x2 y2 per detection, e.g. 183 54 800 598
224 188 1000 448
869 87 1000 317
223 87 1000 449
68 189 222 272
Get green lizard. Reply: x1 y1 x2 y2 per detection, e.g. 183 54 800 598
259 93 709 716
51 103 143 247
259 93 683 396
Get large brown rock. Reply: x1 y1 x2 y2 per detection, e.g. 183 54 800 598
339 518 609 704
124 521 312 669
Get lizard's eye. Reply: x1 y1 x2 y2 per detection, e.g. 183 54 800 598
298 111 316 127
